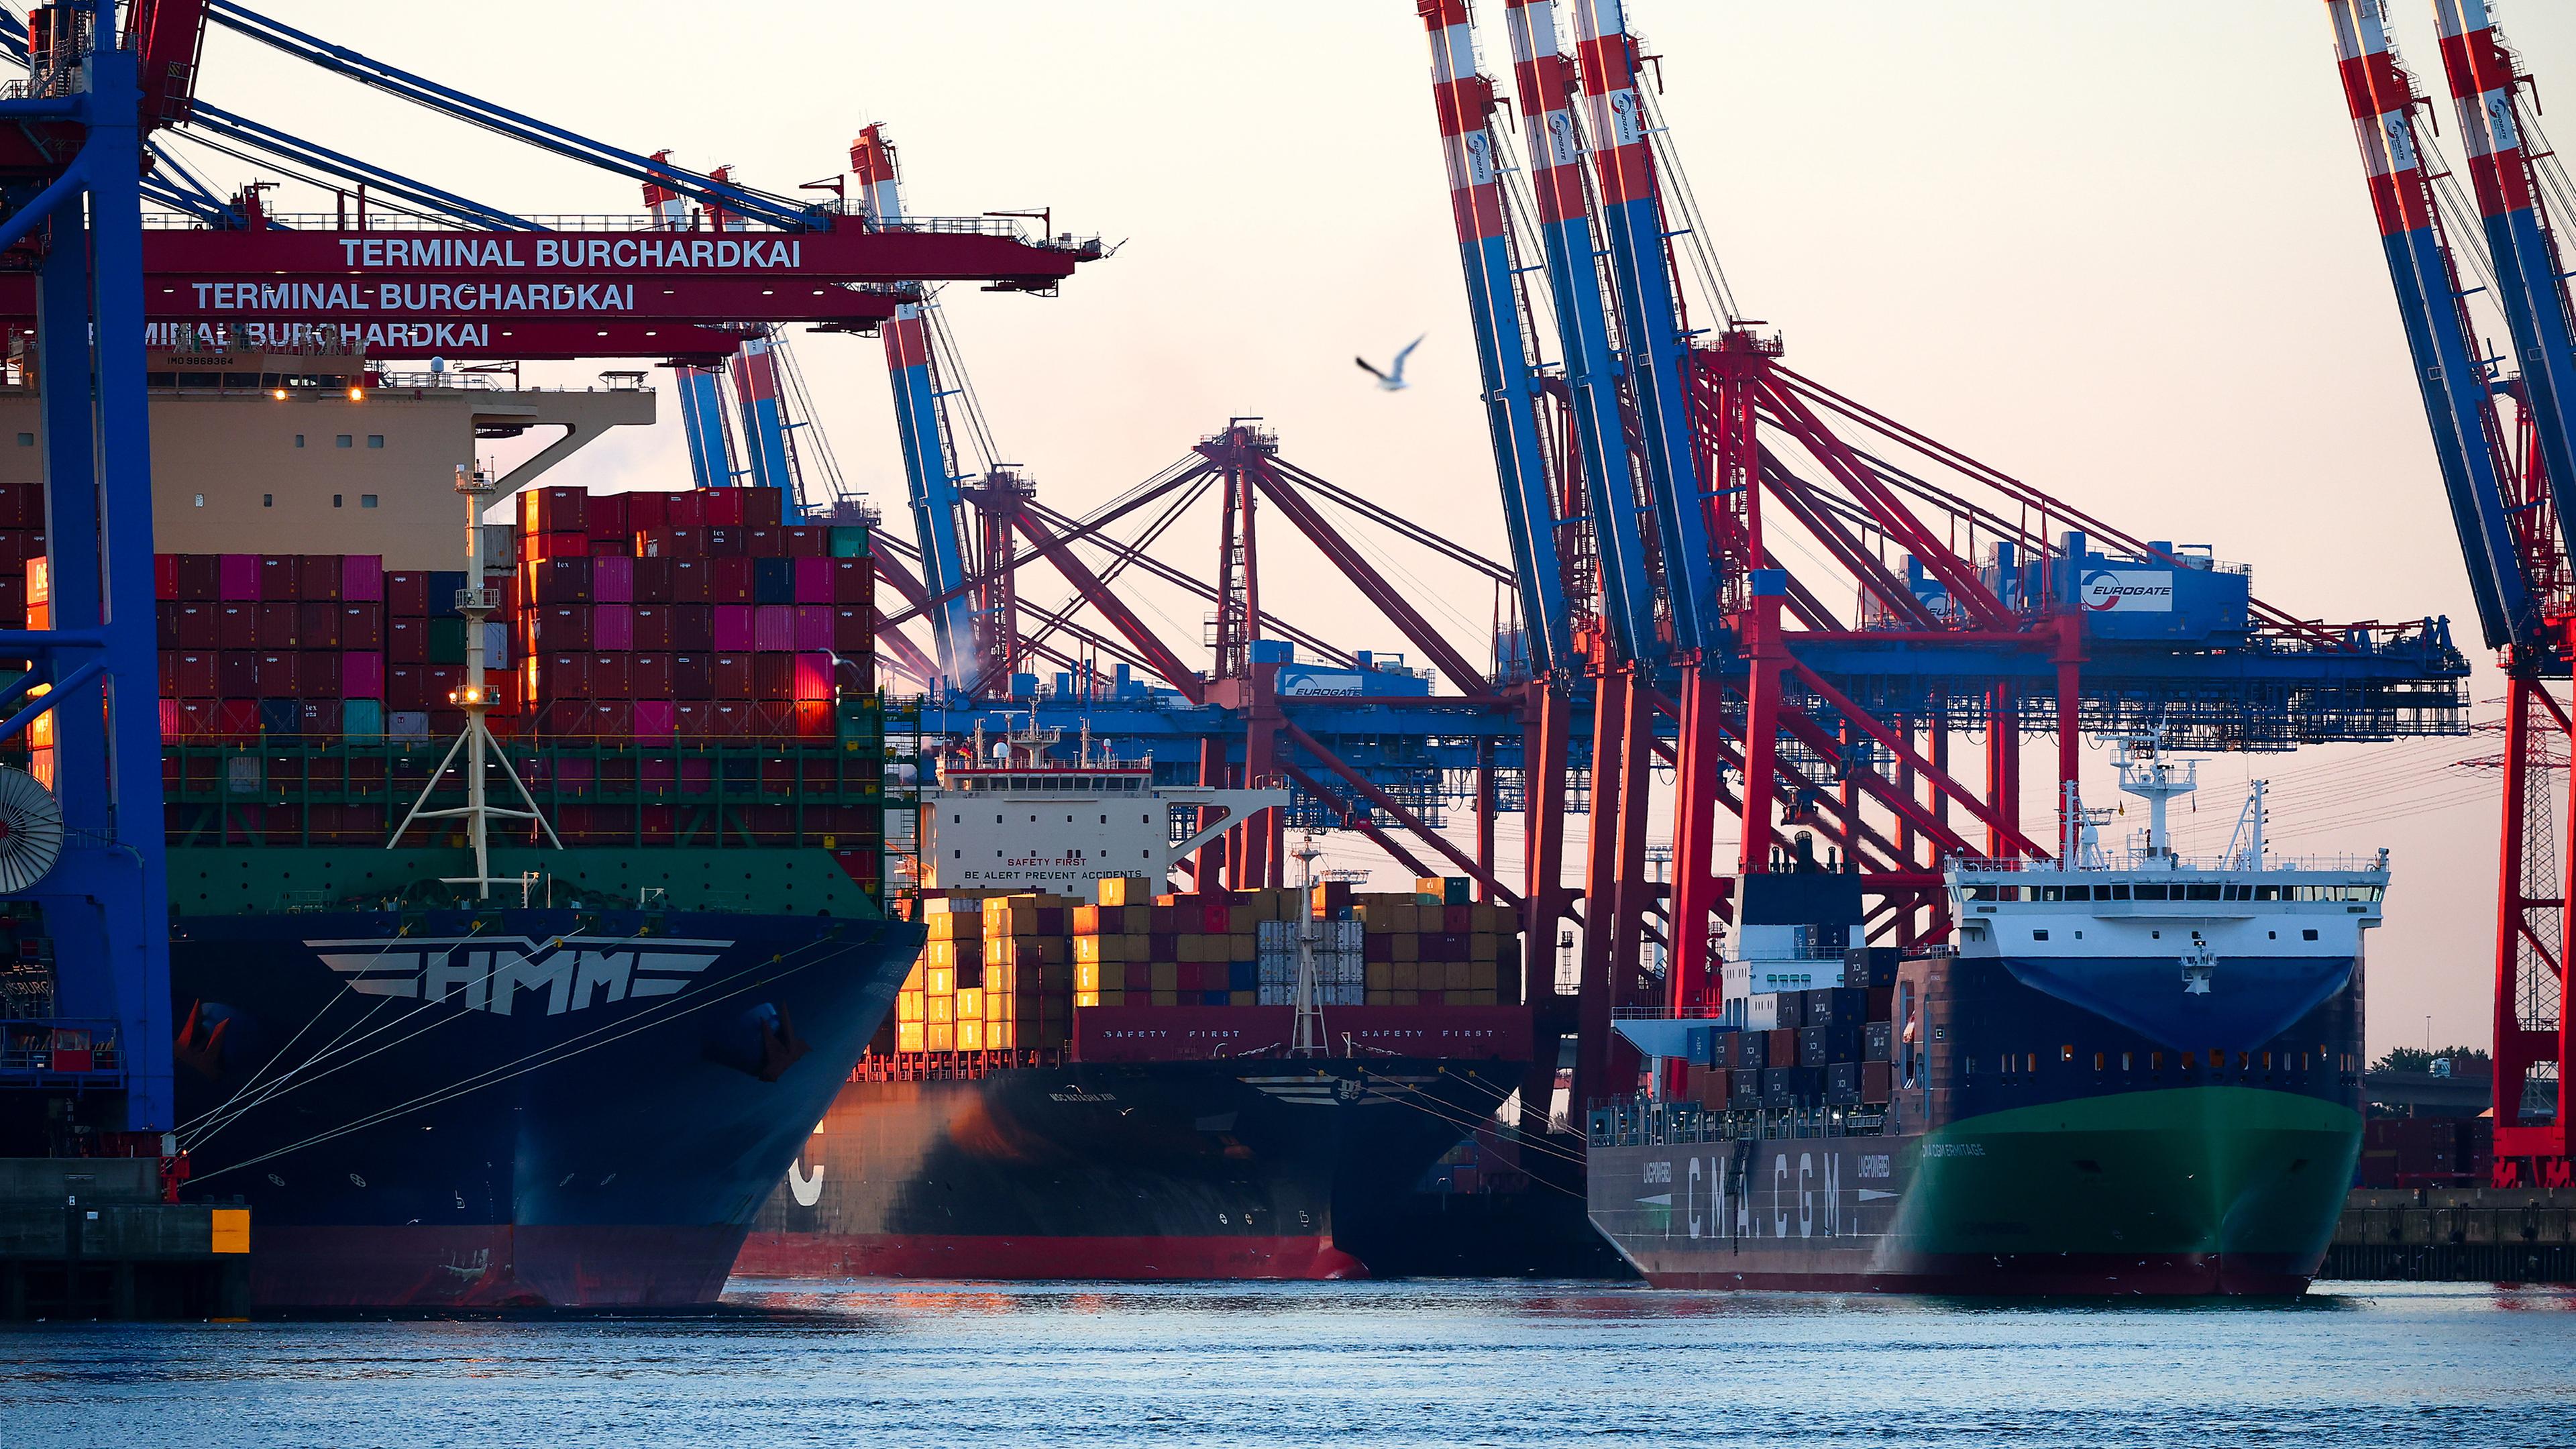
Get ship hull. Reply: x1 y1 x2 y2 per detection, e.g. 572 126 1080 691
1590 1085 2361 1295
169 907 920 1308
737 1058 1526 1281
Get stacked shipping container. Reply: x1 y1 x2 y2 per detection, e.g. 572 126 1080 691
1682 949 1901 1112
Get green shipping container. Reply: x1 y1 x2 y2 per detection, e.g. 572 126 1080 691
343 698 384 737
427 616 469 664
829 525 871 559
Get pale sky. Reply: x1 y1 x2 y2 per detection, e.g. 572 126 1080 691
172 1 2576 1059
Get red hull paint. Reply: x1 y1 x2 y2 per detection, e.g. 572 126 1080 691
1640 1253 2314 1297
734 1231 1371 1282
250 1224 749 1308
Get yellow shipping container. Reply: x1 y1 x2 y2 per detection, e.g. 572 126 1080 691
927 914 983 942
1470 933 1500 963
1392 961 1419 991
1393 989 1419 1006
924 942 977 971
1473 988 1498 1006
1367 961 1393 989
1075 934 1125 965
1228 932 1256 963
926 1022 955 1052
987 994 1016 1021
1445 961 1471 991
1075 990 1099 1008
958 1018 986 1052
1098 876 1153 906
1229 990 1255 1007
1178 933 1217 963
1075 961 1102 992
925 965 956 996
1391 934 1419 963
1470 961 1497 991
896 1020 924 1052
989 1022 1017 1049
1150 962 1179 991
902 963 924 992
1127 933 1152 960
957 987 984 1020
1442 989 1472 1007
896 990 924 1023
1226 904 1254 934
1150 989 1179 1006
1096 987 1125 1008
927 994 955 1024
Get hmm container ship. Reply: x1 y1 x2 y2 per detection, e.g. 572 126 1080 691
736 724 1535 1280
3 350 920 1307
1588 734 2377 1295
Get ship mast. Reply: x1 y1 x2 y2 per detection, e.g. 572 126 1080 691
386 466 564 898
2112 730 2197 863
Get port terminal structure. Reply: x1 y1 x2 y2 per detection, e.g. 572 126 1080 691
857 0 2472 1189
0 0 1098 1158
2322 0 2576 1188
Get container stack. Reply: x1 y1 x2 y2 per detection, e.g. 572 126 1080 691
1347 879 1522 1007
982 892 1076 1049
1252 918 1365 1006
1691 949 1898 1112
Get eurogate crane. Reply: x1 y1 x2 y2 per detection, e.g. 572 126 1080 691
2327 0 2573 1188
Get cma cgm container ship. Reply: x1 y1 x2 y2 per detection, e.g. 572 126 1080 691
1588 735 2376 1295
5 370 920 1308
736 730 1535 1279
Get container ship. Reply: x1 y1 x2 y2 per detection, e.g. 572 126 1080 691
1587 734 2377 1295
735 729 1536 1280
3 358 920 1307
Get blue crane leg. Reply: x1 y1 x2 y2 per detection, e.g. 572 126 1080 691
1534 211 1658 663
1457 229 1569 677
2401 224 2536 644
674 365 733 490
1597 194 1717 654
2493 205 2576 530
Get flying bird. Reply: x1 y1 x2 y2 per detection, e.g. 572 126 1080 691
1355 335 1424 392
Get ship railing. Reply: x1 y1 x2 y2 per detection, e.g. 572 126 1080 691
1588 1095 1890 1148
1948 854 2390 875
0 1019 125 1081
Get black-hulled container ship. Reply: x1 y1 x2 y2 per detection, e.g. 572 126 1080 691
1587 735 2376 1295
735 737 1535 1280
2 466 922 1308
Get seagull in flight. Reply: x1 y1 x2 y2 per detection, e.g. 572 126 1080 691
1356 335 1424 392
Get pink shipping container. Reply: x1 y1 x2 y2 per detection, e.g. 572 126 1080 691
342 651 384 698
218 553 259 600
632 698 677 740
792 605 832 651
593 555 635 604
341 554 384 602
793 651 833 702
713 604 756 651
594 604 635 651
792 556 833 604
753 605 796 653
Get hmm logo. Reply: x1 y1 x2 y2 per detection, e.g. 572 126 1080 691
2080 569 2175 613
309 936 729 1016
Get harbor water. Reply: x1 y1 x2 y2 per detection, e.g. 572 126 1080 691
5 1278 2573 1446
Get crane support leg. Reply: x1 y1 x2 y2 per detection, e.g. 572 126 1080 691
1667 661 1725 1015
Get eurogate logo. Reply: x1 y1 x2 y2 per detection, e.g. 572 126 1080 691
2080 569 2176 613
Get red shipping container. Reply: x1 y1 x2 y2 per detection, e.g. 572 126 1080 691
386 665 430 711
343 651 384 699
259 555 303 600
160 651 217 697
670 603 713 651
782 525 827 558
632 698 677 740
302 651 341 699
300 555 343 601
589 535 629 559
527 529 589 563
828 557 871 603
521 485 588 534
793 700 834 737
154 553 178 600
593 604 634 651
631 555 672 602
388 616 429 663
702 488 745 527
672 653 714 699
299 602 341 649
710 556 755 603
588 652 633 697
387 570 431 616
532 653 592 698
714 604 755 651
162 602 218 649
254 601 298 648
710 653 753 699
635 527 695 558
744 525 786 559
593 554 635 604
627 490 668 533
588 492 631 541
664 490 707 528
672 700 710 737
219 553 260 600
792 606 832 652
794 652 834 702
576 700 633 737
211 604 253 649
831 606 871 653
704 526 743 558
256 652 301 697
791 556 833 604
630 604 674 650
631 652 674 699
741 487 784 527
339 604 384 651
527 556 594 604
171 554 220 600
753 605 796 653
704 700 752 737
211 700 259 743
752 653 793 700
531 606 592 651
423 665 463 706
217 651 258 697
341 554 384 602
667 557 710 603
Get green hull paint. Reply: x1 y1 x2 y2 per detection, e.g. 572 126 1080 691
1904 1087 2361 1260
168 845 887 918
